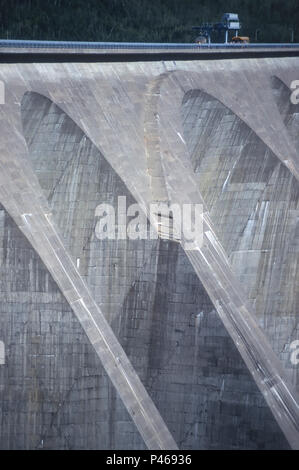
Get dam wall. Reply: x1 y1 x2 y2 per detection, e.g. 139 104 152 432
0 56 298 449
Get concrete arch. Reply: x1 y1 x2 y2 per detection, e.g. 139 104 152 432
21 91 132 262
144 69 299 212
0 94 178 450
181 85 299 389
0 89 284 450
0 57 299 449
144 70 299 449
20 90 167 328
180 84 298 250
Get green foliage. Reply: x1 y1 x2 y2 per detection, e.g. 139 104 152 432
0 0 298 43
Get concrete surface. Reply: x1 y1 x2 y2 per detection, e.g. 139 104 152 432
0 56 298 449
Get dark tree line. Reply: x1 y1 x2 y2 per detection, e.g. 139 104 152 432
0 0 298 43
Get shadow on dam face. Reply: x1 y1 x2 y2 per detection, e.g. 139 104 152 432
0 89 291 450
181 88 299 392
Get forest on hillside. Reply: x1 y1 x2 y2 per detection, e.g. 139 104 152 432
0 0 298 43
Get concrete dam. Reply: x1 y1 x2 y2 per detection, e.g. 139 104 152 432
0 46 298 449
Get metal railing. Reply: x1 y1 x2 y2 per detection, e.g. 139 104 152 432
1 39 299 50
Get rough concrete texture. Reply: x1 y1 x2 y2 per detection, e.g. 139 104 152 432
0 56 298 449
181 86 299 381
